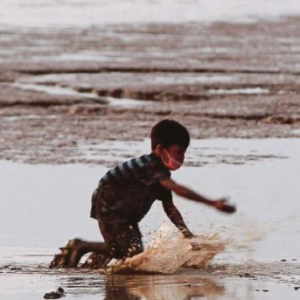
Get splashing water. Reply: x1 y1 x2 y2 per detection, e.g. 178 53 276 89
104 213 296 274
106 222 225 274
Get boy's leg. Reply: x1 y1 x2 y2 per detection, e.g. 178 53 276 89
50 182 144 268
50 219 143 268
99 219 144 259
49 238 111 268
91 183 144 258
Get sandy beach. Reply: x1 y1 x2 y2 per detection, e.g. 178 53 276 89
1 0 300 299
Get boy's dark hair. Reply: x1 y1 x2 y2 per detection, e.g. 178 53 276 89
150 119 190 150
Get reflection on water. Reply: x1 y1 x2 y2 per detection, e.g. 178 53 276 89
61 274 225 300
2 265 300 300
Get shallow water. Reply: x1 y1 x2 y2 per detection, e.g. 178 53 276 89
1 0 300 28
2 272 300 300
1 138 300 299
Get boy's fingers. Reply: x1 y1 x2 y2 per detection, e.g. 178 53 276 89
220 203 236 213
184 231 194 239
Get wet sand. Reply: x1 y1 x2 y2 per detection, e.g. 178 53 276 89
1 9 300 300
1 18 300 164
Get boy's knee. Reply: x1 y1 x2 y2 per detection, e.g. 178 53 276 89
110 237 143 259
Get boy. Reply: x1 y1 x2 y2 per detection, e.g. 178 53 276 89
50 119 235 268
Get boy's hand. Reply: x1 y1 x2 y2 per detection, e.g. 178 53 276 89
184 231 194 239
214 199 236 214
182 228 194 239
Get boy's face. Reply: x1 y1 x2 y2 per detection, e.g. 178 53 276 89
160 144 187 170
165 145 186 164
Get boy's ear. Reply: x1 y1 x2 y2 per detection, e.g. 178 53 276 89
155 144 164 155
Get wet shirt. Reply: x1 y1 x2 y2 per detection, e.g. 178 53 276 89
91 153 171 223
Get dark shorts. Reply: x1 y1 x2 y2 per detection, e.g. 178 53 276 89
90 182 116 221
90 181 170 259
91 182 144 259
90 181 171 221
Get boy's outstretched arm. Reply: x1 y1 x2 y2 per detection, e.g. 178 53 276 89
160 179 236 213
162 196 194 238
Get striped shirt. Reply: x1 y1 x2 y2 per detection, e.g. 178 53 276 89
92 153 171 222
101 154 153 183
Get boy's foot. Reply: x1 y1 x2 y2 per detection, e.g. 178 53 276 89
49 238 85 268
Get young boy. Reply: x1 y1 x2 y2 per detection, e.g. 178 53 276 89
50 119 235 268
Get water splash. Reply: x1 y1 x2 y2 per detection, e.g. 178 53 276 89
106 222 225 274
104 213 297 274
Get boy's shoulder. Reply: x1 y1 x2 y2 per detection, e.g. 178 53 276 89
136 153 171 182
126 153 169 175
101 153 170 184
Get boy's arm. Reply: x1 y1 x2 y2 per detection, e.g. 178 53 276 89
162 196 194 238
160 179 235 213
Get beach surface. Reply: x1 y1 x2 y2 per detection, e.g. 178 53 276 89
1 0 300 299
1 139 300 299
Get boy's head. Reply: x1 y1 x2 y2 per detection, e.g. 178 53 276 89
150 119 190 170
